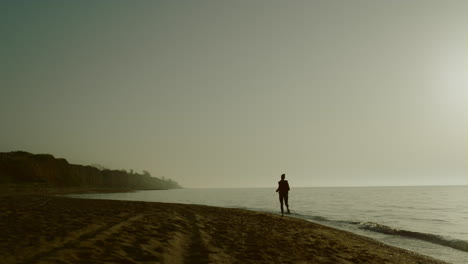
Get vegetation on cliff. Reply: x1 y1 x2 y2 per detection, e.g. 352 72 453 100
0 151 181 190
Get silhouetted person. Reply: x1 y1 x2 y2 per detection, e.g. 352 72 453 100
276 173 290 216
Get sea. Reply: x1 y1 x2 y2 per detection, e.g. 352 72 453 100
67 186 468 264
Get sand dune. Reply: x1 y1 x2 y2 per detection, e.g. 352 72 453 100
0 195 447 264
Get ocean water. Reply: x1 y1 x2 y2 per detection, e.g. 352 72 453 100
67 186 468 264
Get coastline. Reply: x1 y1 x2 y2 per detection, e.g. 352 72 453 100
0 183 163 196
0 194 448 264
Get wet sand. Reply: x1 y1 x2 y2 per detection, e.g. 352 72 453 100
0 195 447 264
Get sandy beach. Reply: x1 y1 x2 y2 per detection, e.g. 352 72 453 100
0 194 447 264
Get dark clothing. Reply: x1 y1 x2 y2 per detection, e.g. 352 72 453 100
276 180 290 194
276 179 290 215
279 192 288 208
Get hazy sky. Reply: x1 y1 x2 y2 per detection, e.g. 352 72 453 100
1 1 467 188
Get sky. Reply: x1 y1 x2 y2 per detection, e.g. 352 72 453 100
1 1 467 188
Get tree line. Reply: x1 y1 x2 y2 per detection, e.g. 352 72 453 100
0 151 181 190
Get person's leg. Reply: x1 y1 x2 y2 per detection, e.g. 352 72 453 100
279 194 284 216
284 193 290 214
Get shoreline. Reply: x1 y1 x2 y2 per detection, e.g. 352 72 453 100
0 183 171 196
0 194 448 264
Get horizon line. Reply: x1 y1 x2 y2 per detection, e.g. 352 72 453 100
181 184 468 189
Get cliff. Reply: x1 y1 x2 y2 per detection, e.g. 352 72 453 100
0 151 181 190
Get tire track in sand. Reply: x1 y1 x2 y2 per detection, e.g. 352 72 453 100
184 210 210 264
17 214 144 264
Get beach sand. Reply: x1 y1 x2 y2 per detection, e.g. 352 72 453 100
0 195 447 264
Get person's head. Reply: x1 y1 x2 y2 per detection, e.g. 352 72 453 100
281 173 285 180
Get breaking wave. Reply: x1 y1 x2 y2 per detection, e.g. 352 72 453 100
357 222 468 253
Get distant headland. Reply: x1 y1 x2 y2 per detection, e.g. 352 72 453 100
0 151 181 192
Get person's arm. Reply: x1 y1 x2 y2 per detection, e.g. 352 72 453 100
276 182 279 192
286 181 290 191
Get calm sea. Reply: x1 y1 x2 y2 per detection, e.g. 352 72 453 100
67 186 468 264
